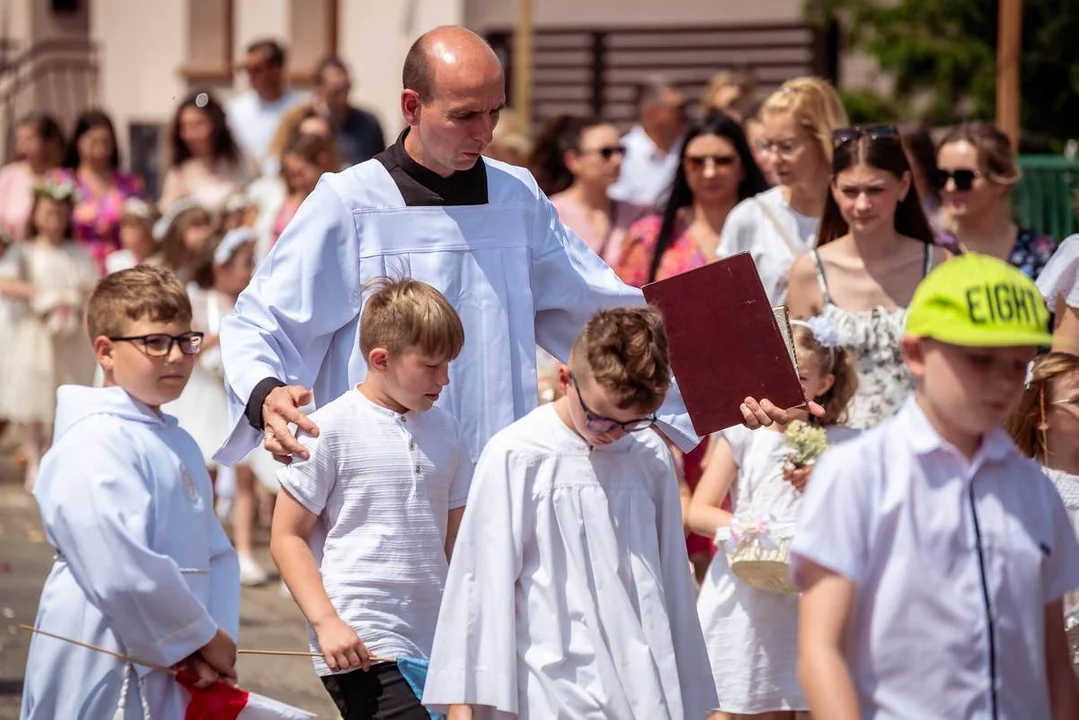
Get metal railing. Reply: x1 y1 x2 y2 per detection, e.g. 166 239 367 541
0 38 99 162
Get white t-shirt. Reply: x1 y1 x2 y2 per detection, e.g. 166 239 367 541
277 388 472 674
719 186 819 306
608 125 681 207
791 398 1079 719
225 89 303 173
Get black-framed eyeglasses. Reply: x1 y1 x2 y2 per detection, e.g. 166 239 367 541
832 124 899 147
109 332 204 357
570 374 657 433
685 154 737 170
578 145 626 161
931 168 982 191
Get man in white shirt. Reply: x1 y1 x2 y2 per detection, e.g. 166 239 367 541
215 27 801 475
226 39 303 175
608 76 687 207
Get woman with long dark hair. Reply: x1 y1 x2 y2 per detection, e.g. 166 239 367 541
529 115 648 264
56 109 145 275
787 125 949 429
615 110 769 286
160 91 255 213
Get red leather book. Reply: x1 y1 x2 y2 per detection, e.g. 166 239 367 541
643 252 804 436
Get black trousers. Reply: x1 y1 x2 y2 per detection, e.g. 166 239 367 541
321 663 430 720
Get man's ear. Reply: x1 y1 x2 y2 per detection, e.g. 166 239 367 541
401 90 422 126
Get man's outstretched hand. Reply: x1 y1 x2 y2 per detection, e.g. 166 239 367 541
262 385 320 464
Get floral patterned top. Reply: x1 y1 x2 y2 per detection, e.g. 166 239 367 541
614 214 708 287
811 246 934 430
53 168 145 276
936 227 1058 279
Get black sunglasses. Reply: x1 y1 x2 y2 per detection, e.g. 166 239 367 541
931 168 982 191
109 332 204 358
579 145 626 160
570 374 657 433
832 124 899 147
685 154 737 169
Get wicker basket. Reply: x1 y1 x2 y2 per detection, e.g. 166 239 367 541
728 536 797 595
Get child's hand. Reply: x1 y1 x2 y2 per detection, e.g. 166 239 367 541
314 616 371 672
784 465 812 493
198 627 238 681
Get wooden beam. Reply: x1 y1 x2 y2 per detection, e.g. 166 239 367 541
513 0 533 135
996 0 1022 150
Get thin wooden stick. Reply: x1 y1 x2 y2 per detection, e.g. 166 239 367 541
19 624 176 674
238 648 396 663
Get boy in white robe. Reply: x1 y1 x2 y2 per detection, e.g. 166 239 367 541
21 265 240 720
271 278 472 719
423 307 718 719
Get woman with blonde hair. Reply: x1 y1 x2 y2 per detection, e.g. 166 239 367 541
700 70 757 120
719 77 848 304
935 121 1057 277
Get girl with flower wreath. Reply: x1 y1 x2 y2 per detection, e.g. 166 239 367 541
687 317 859 719
0 179 97 490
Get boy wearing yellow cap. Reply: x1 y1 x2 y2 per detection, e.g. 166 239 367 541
791 254 1079 719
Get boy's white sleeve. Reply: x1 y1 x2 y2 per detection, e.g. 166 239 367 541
448 422 473 510
207 515 240 641
654 450 720 715
1041 481 1079 605
423 441 525 719
790 443 873 587
276 426 335 515
37 441 218 668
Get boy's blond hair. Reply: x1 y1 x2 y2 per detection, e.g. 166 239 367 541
359 277 465 360
86 265 192 341
569 306 670 413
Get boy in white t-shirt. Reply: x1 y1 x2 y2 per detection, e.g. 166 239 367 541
271 277 472 720
792 253 1079 719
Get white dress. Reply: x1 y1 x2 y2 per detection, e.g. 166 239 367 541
719 186 819 306
423 404 717 719
1037 235 1079 312
697 424 858 714
162 285 279 489
0 241 97 424
1046 467 1079 619
21 386 239 719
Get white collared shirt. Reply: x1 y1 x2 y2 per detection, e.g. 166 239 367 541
791 398 1079 720
608 125 681 207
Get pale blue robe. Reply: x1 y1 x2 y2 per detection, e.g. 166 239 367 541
214 157 698 465
21 386 240 720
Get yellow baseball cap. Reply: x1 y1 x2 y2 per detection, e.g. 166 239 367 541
905 252 1052 347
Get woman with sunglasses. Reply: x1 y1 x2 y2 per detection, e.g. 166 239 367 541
787 124 948 429
719 77 848 305
530 115 649 265
936 121 1058 278
615 110 769 287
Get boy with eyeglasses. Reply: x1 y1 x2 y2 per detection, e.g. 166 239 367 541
21 265 241 719
423 306 717 719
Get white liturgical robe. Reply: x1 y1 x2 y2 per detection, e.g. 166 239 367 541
214 154 697 465
21 386 240 720
422 405 718 719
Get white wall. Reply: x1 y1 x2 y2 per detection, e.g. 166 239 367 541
340 0 466 139
465 0 805 29
91 0 185 166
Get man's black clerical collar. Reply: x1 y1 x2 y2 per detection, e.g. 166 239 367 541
373 128 488 206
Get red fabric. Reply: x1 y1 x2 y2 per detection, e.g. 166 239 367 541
177 669 249 720
683 438 717 559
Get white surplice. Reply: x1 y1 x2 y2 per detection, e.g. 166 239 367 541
214 157 697 466
422 404 718 719
21 386 240 720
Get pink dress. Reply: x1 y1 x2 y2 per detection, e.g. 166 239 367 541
54 168 145 276
550 191 650 265
0 163 37 242
615 214 708 287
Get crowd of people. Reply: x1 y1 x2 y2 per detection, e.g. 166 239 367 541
4 23 1079 720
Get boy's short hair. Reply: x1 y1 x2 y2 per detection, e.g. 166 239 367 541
359 277 465 360
570 306 671 413
86 265 192 341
